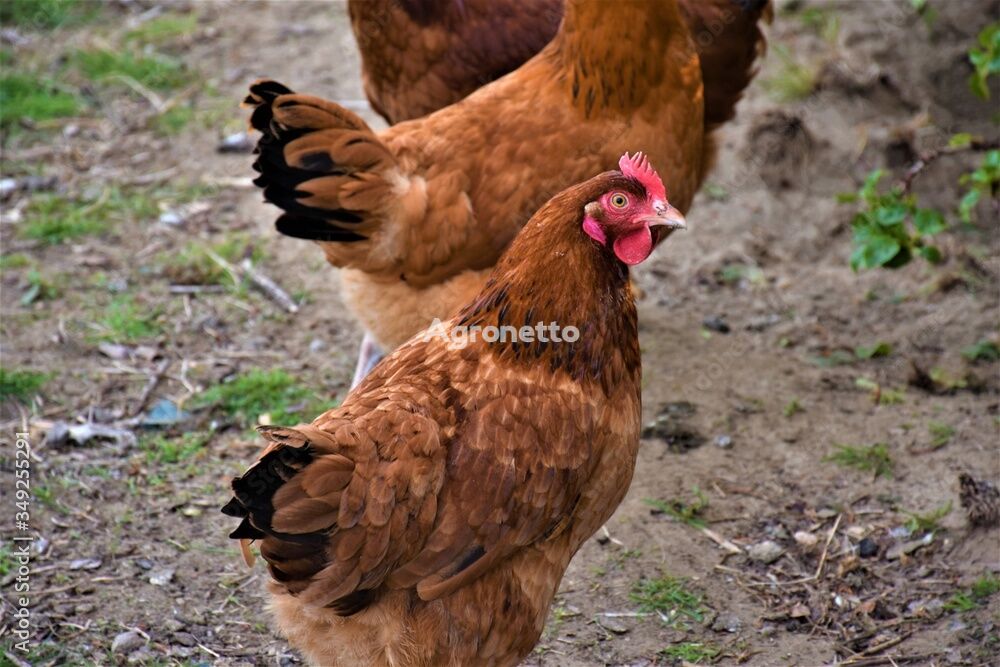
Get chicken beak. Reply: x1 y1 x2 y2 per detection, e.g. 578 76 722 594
647 203 687 231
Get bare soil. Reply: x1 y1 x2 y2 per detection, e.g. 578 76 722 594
1 1 998 666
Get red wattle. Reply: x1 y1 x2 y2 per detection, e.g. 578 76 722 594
612 226 653 265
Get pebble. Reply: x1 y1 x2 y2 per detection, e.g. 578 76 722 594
217 131 255 154
309 338 327 353
711 612 742 633
702 315 731 333
163 618 185 633
714 434 733 449
794 531 818 548
69 557 102 570
111 631 145 654
858 537 879 558
158 211 184 226
172 631 197 647
149 567 176 586
748 540 784 564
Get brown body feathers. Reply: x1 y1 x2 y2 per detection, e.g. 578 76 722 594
248 0 709 352
349 0 772 127
223 173 646 666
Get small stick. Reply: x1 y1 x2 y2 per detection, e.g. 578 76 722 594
203 249 299 314
131 359 170 417
700 526 743 555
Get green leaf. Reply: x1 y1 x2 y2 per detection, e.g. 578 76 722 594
959 188 981 223
874 203 908 228
913 208 946 236
949 132 973 148
855 342 893 359
917 245 943 263
860 169 884 202
851 225 903 270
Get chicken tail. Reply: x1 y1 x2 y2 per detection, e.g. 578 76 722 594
221 425 376 615
245 79 398 248
684 0 773 131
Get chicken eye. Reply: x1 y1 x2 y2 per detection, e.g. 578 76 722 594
610 193 629 209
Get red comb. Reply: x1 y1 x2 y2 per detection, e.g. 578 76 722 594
619 152 667 202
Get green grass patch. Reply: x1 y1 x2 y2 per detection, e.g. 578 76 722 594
946 573 1000 613
927 421 955 449
0 253 31 269
192 369 319 428
125 12 198 45
903 501 952 535
21 269 60 305
645 487 709 528
783 398 803 418
661 641 721 664
154 104 195 134
94 295 162 342
0 367 48 401
72 48 189 90
0 73 81 127
630 574 707 628
826 443 893 478
855 377 905 405
762 45 817 101
163 235 265 287
0 0 97 29
20 187 162 245
141 432 209 465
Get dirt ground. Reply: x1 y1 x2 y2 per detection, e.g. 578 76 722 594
1 1 998 666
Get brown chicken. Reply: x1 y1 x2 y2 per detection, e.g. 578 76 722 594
223 156 686 666
348 0 771 126
249 0 761 383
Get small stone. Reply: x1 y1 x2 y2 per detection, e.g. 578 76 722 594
702 315 731 333
149 567 175 586
714 434 733 449
789 603 810 619
163 618 184 633
596 617 629 634
309 338 326 353
181 506 202 517
69 557 102 570
858 537 879 558
845 526 866 540
135 558 154 570
217 131 255 154
158 211 183 226
112 631 144 654
711 612 742 633
794 531 818 549
172 631 197 647
748 540 784 564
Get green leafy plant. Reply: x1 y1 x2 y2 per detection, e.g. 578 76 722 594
21 269 60 305
962 339 1000 362
826 443 893 478
72 48 190 91
839 170 945 270
958 149 999 223
0 0 97 29
968 23 999 99
630 574 707 628
855 377 905 405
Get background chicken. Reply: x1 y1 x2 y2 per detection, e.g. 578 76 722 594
249 0 765 383
349 0 771 128
223 157 685 666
